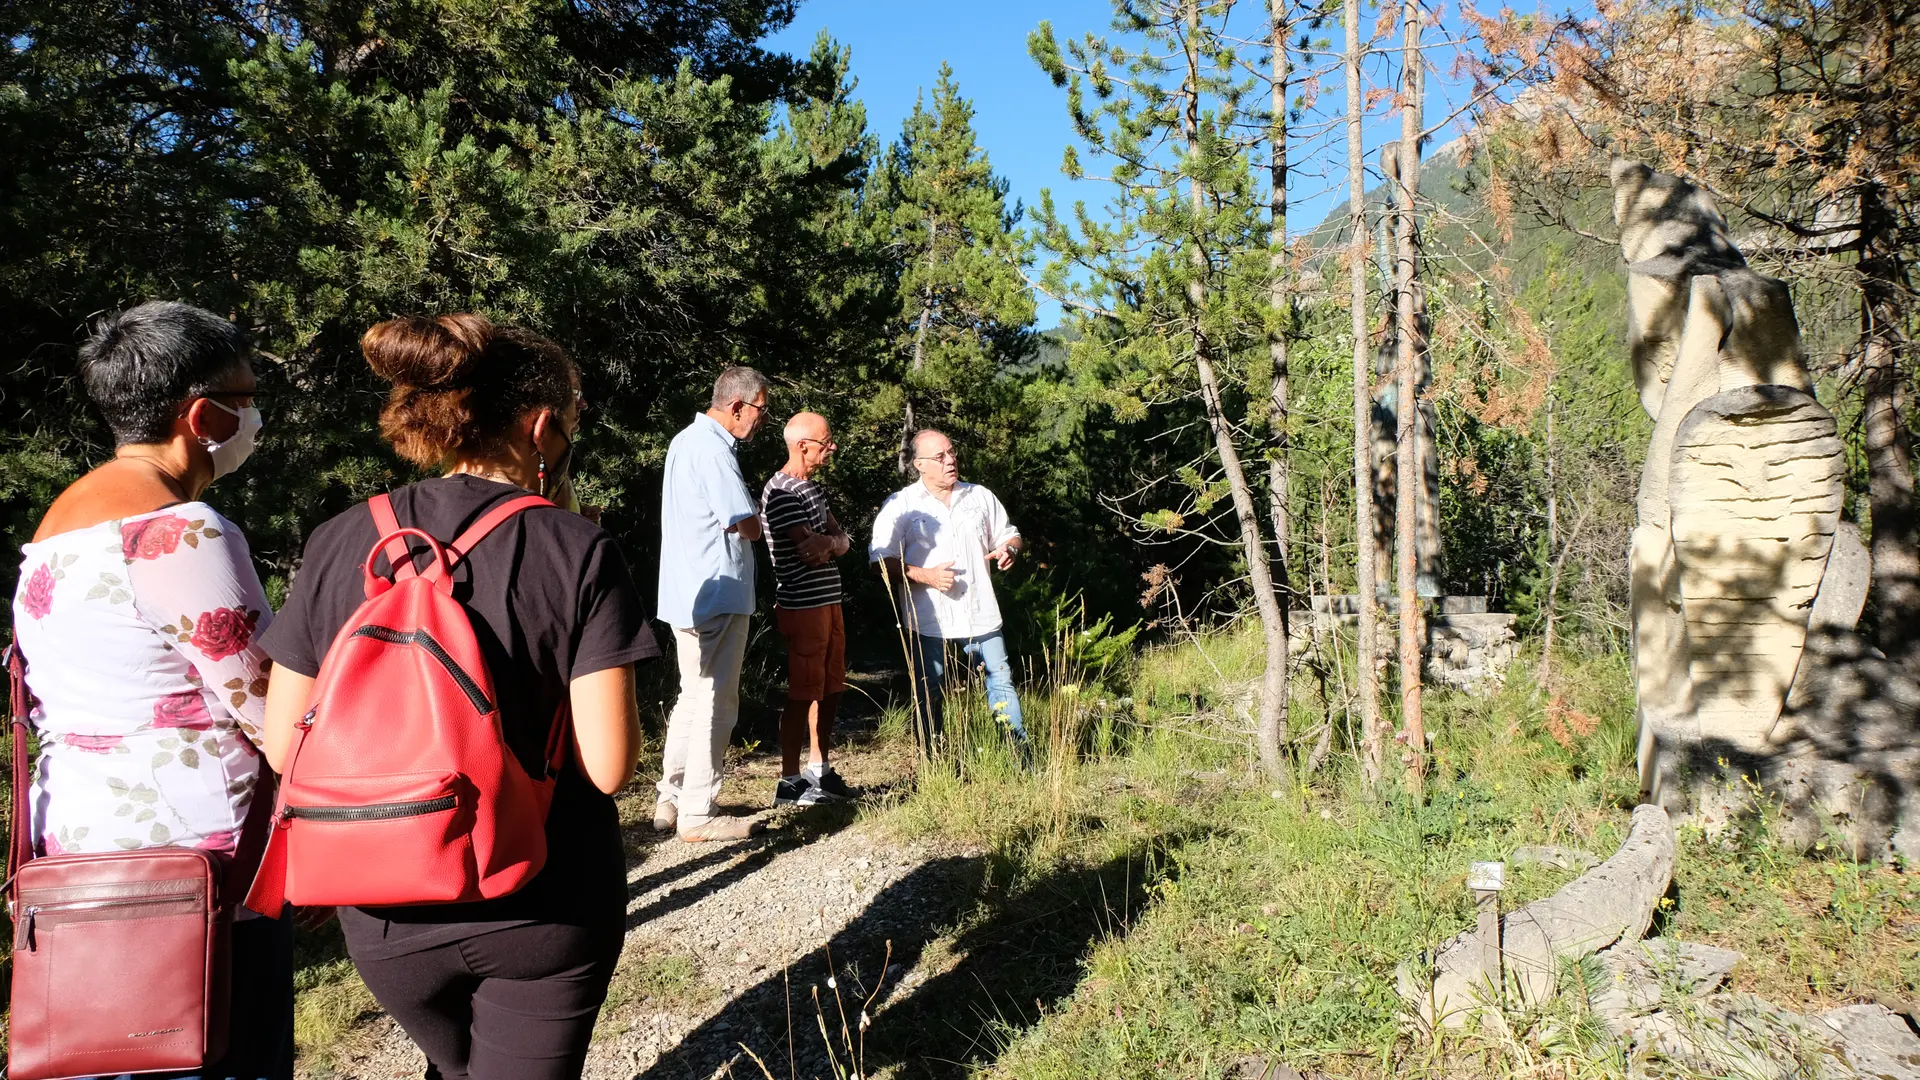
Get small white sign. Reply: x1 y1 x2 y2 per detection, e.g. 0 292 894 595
1467 861 1506 892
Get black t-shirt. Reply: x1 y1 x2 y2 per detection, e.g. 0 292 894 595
260 474 659 957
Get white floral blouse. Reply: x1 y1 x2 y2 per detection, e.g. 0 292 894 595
11 503 272 856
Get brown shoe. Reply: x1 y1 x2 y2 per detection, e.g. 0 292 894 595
677 815 761 843
651 801 677 833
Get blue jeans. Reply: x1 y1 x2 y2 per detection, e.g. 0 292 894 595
912 632 1025 748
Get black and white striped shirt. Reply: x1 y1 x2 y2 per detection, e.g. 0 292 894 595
761 471 842 610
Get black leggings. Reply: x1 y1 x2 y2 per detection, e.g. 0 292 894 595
350 921 623 1080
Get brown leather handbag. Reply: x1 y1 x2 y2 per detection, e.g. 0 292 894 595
4 644 275 1080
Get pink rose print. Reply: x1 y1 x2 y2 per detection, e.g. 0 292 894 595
152 690 214 730
41 833 65 857
194 831 235 853
21 563 54 620
62 733 124 754
121 515 190 561
190 607 260 661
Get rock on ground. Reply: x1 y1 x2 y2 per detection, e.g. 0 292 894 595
1398 804 1677 1029
1590 939 1743 1021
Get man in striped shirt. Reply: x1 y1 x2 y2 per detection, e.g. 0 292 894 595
762 412 857 806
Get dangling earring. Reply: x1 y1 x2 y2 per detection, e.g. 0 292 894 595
537 449 549 497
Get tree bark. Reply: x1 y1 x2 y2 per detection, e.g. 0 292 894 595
1854 19 1920 663
1262 0 1295 784
1539 397 1559 688
901 247 937 475
1182 0 1290 784
1860 177 1919 662
1393 0 1425 798
1345 0 1384 789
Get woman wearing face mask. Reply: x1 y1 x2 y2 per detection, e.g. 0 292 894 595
12 300 292 1079
258 314 653 1080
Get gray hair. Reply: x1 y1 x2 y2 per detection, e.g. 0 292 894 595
910 428 949 457
711 366 769 409
80 301 251 446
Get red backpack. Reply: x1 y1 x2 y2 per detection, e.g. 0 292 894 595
246 493 566 918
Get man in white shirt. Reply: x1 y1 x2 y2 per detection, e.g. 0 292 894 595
869 429 1025 757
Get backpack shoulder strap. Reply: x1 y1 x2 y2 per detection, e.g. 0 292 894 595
368 493 418 582
424 495 556 583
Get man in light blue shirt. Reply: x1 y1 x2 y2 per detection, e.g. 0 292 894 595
655 366 768 842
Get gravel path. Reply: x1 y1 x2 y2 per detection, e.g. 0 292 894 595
302 745 975 1080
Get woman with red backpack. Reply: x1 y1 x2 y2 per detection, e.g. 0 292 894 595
258 315 655 1080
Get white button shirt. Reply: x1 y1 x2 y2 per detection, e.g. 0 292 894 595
868 480 1020 639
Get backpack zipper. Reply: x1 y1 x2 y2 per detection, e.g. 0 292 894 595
22 892 202 952
346 625 495 713
284 794 459 823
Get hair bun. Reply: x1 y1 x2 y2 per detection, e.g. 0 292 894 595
361 314 493 390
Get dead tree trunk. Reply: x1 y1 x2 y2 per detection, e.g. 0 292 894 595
900 229 938 475
1392 0 1426 798
1538 396 1559 688
1345 0 1384 788
1263 0 1295 782
1181 0 1291 784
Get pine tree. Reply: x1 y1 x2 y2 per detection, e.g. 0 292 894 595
875 62 1036 471
1029 0 1294 783
0 0 884 590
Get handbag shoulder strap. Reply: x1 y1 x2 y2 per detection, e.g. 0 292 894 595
5 638 275 906
222 762 276 905
8 642 32 893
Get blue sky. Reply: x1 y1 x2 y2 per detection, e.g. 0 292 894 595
765 0 1489 327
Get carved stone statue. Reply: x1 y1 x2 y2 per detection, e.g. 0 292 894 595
1613 159 1917 860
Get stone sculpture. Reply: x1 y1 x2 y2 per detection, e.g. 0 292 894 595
1612 159 1920 859
1394 802 1920 1075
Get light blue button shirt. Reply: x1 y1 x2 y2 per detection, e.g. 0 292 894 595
657 413 757 628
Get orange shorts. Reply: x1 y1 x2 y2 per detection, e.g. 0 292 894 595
775 604 846 701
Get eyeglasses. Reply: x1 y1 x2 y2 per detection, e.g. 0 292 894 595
739 399 767 415
798 437 837 451
915 450 957 463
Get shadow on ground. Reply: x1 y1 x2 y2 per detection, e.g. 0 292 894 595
635 828 1199 1080
625 801 864 933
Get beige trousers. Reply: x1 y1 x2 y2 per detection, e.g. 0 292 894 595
657 612 750 824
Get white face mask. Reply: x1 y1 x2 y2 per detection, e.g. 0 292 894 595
199 400 262 481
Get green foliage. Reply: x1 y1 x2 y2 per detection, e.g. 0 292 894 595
1025 2 1285 624
0 0 877 605
875 63 1036 407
